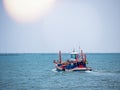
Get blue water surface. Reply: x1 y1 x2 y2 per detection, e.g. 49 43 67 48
0 53 120 90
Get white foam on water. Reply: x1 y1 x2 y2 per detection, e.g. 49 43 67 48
85 71 92 73
86 70 115 76
52 68 57 72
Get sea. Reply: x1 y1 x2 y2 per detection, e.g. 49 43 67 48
0 53 120 90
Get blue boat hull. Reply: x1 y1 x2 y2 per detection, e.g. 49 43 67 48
56 66 92 72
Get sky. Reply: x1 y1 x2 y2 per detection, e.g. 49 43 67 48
0 0 120 53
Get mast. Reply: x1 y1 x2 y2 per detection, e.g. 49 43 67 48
80 49 83 60
76 54 78 62
59 50 62 64
83 53 86 61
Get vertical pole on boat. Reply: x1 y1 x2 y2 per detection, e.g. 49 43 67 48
59 50 62 64
83 54 86 61
83 53 86 67
84 54 86 61
81 49 83 60
76 54 79 62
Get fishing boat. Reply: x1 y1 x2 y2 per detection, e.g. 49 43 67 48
53 49 92 71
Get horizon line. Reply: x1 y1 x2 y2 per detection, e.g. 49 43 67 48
0 52 120 54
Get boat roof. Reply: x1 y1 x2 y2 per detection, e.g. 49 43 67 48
71 51 78 54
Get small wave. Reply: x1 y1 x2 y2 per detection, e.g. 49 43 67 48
87 70 118 76
85 71 92 73
52 68 58 72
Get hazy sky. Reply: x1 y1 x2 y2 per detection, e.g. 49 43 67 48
0 0 120 53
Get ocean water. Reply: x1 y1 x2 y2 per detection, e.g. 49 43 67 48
0 53 120 90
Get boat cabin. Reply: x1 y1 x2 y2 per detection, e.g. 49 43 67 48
70 51 79 60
